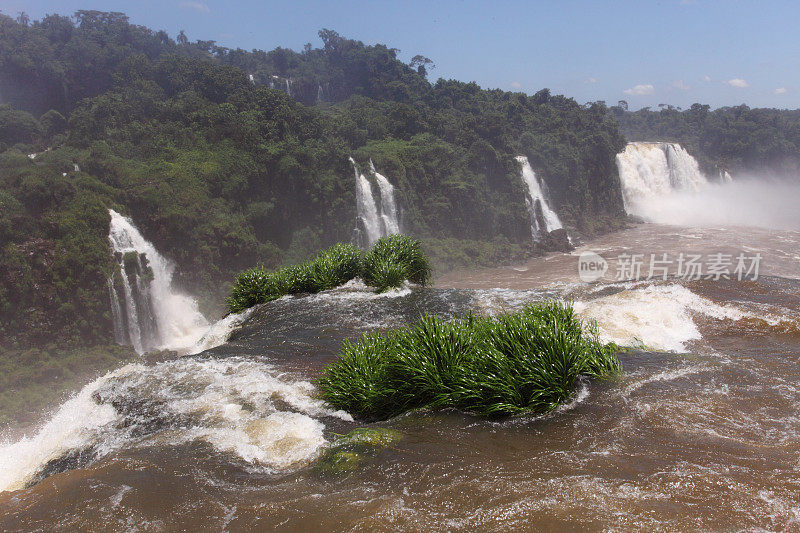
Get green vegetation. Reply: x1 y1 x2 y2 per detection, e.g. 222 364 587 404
611 102 800 177
317 301 620 420
362 235 431 292
227 242 362 313
0 11 626 350
227 236 431 312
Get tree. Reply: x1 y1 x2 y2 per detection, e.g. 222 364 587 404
410 54 434 76
177 30 188 45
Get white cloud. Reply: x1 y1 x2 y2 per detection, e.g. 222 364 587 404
703 75 711 82
774 87 788 95
180 1 210 13
623 84 655 96
510 81 522 89
672 80 691 90
724 78 749 88
584 77 597 84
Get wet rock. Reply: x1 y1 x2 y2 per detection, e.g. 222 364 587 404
314 450 362 476
536 228 573 252
313 427 403 476
338 428 403 449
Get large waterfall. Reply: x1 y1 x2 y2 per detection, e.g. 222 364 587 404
351 158 401 247
107 210 208 354
515 156 563 241
615 142 709 218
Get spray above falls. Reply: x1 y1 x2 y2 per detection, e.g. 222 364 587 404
107 210 208 354
351 158 401 247
615 142 710 218
515 156 564 242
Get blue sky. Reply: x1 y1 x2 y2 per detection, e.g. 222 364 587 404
3 0 798 109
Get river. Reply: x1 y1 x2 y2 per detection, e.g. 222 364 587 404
1 222 799 531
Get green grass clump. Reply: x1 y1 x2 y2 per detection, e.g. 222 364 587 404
362 234 432 292
228 236 433 312
227 242 363 313
318 301 621 420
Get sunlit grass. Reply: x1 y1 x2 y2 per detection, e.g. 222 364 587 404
318 301 621 420
362 234 432 292
227 242 363 313
227 236 433 312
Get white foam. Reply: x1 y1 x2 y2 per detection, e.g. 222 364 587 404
574 284 746 352
188 308 254 355
0 357 350 492
0 369 123 492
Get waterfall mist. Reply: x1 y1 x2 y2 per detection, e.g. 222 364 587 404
629 178 800 231
616 142 800 230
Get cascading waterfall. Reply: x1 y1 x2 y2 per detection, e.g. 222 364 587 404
615 142 709 218
351 158 401 247
107 210 209 354
515 156 563 241
107 278 127 345
371 161 401 236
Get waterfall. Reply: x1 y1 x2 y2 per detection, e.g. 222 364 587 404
107 278 127 345
351 159 401 248
515 156 563 241
317 84 324 102
371 161 401 236
615 142 709 218
107 210 208 354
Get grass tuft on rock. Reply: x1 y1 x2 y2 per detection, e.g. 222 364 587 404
228 236 433 313
227 242 363 313
317 301 621 420
362 234 432 292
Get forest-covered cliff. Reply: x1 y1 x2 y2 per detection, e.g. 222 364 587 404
0 11 626 348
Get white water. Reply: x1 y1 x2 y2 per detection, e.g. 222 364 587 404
108 210 208 354
107 278 126 345
371 161 401 236
515 156 563 240
615 142 709 218
352 158 383 247
351 158 401 247
621 179 800 231
0 357 351 492
188 308 254 355
575 283 755 352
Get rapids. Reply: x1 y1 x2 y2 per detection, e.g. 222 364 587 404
2 223 800 530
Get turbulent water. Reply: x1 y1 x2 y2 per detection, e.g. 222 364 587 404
515 155 563 241
352 158 401 247
107 210 209 354
2 218 799 529
616 142 709 218
615 142 800 232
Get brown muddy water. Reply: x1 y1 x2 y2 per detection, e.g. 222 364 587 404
1 223 799 531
